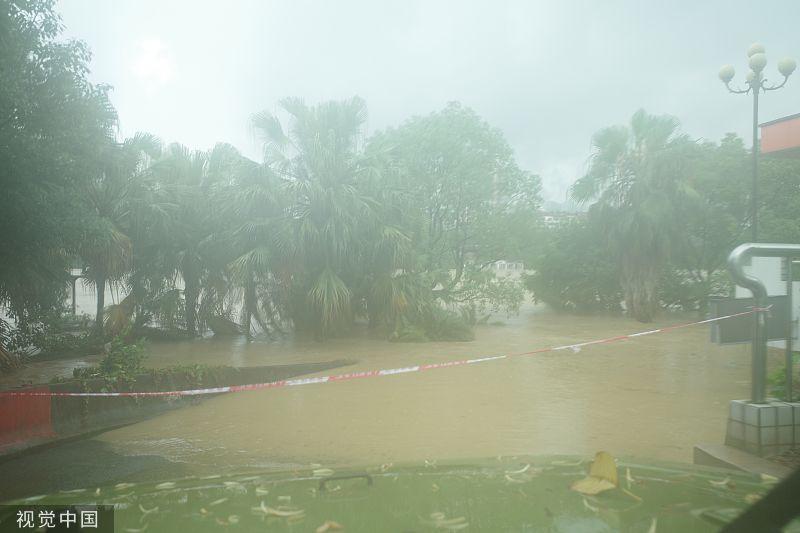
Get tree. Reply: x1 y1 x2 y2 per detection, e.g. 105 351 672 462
571 109 696 322
662 134 750 312
367 102 540 315
79 133 161 334
526 220 622 313
251 97 384 339
0 0 115 365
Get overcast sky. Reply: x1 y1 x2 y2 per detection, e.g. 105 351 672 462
58 0 799 202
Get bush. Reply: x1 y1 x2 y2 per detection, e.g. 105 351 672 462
70 335 147 382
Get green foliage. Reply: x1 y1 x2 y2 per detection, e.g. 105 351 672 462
526 220 622 313
0 0 116 329
571 110 697 322
767 353 800 401
391 307 474 343
71 335 147 383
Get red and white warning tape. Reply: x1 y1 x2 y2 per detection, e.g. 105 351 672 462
0 310 754 398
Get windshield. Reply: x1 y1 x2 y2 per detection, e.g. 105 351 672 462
1 1 799 531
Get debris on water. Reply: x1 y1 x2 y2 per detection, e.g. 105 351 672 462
379 463 393 472
582 497 599 513
222 481 247 494
138 504 158 516
312 468 335 477
252 501 305 518
95 488 101 496
227 515 240 524
431 483 440 492
423 512 469 530
255 486 269 496
647 517 657 533
621 487 643 502
708 476 735 489
744 493 761 504
425 459 437 468
316 520 344 532
506 463 530 475
551 459 583 467
759 473 779 484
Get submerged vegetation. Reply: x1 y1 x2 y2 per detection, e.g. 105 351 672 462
0 1 538 367
2 1 799 373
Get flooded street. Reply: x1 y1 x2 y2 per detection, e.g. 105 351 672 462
87 304 752 471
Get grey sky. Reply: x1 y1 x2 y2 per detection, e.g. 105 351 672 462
58 0 800 202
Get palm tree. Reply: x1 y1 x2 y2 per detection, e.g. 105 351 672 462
571 110 695 322
250 97 381 338
80 133 161 334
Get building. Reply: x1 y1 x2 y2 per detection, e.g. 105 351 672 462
734 113 800 347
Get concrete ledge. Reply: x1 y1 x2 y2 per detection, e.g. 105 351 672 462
693 443 792 479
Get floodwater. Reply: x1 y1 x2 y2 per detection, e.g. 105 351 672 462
85 304 753 471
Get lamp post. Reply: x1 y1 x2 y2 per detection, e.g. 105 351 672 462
719 43 796 242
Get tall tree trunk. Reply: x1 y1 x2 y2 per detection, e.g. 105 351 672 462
243 273 255 341
184 276 199 337
622 257 658 323
95 274 106 335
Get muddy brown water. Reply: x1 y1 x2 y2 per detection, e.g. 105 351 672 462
67 305 753 472
2 304 767 498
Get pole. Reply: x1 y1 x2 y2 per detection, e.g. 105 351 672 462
751 82 760 242
71 277 77 316
727 244 800 403
787 259 794 402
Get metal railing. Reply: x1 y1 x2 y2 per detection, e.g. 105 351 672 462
728 243 800 403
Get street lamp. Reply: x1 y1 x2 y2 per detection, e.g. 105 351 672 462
719 43 796 242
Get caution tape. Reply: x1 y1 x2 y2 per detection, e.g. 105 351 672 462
0 309 755 398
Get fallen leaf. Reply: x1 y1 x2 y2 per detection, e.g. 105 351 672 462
570 452 619 495
588 452 618 485
316 520 344 532
744 493 761 504
571 476 616 495
506 464 531 475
